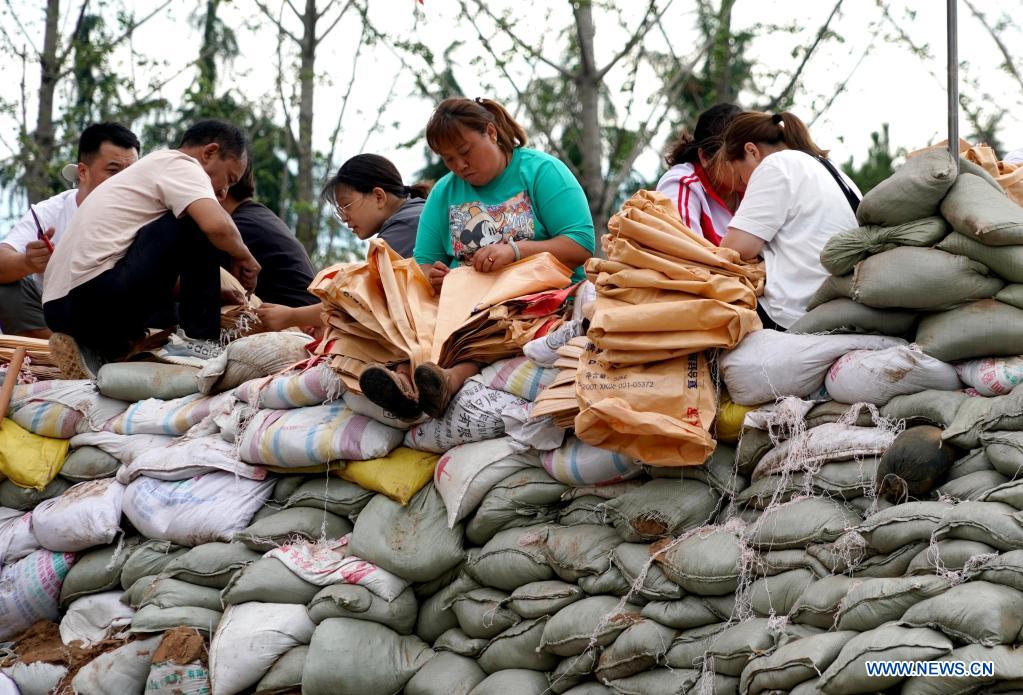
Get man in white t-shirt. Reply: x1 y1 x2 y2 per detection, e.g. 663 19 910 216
0 123 140 337
43 119 261 378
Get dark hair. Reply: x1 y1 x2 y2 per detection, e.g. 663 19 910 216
426 97 527 156
178 119 249 160
77 122 140 163
719 111 828 161
320 154 428 209
227 155 255 201
665 103 742 166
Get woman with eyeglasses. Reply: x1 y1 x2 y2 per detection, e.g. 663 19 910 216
360 96 595 420
256 153 428 331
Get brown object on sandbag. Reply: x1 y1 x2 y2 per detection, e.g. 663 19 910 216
876 426 957 503
940 173 1023 246
311 239 572 387
575 346 717 467
0 347 26 421
965 143 1023 207
153 627 206 665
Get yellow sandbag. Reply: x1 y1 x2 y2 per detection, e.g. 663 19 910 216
716 396 756 444
0 418 70 490
338 447 438 505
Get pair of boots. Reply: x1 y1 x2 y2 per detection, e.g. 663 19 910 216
359 362 452 422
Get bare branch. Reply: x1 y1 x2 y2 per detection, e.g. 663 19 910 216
964 0 1023 93
107 0 173 51
766 0 843 111
596 0 671 79
809 41 872 126
2 0 39 56
602 39 711 208
316 0 355 43
324 18 366 188
255 0 301 44
55 0 89 66
457 0 577 175
284 0 302 21
469 0 575 80
357 71 399 152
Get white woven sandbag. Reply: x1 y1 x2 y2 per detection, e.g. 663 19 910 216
31 478 125 552
209 602 315 695
122 473 274 547
825 345 962 406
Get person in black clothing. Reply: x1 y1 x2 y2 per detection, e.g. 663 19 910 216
256 153 428 331
221 164 319 308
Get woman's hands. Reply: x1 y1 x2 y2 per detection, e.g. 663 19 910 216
471 242 516 273
425 261 450 291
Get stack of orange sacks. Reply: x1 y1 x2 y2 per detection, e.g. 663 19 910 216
573 190 765 466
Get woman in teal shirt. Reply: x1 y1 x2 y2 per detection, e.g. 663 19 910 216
362 96 595 420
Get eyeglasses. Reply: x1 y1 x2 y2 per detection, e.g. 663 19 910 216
334 195 366 222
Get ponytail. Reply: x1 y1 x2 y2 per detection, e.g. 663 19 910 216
718 111 828 161
665 102 742 166
426 97 527 156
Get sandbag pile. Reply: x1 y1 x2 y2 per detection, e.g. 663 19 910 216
793 147 1023 367
5 158 1023 694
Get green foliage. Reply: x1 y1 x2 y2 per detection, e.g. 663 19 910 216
841 123 902 194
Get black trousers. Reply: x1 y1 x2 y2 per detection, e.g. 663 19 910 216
44 212 225 360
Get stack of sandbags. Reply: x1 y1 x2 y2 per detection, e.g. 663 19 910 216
573 190 764 467
793 147 1023 369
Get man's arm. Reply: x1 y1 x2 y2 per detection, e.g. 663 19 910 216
721 228 766 260
0 230 54 284
184 198 261 291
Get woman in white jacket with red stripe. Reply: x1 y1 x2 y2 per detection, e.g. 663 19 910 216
656 103 742 245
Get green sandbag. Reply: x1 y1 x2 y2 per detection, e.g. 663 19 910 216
789 299 917 337
137 577 224 612
806 274 853 311
349 485 463 583
61 536 144 606
937 233 1023 283
233 507 352 552
60 447 120 481
96 362 199 401
161 542 260 589
995 284 1023 310
875 426 956 503
220 557 319 605
254 645 307 694
307 584 418 634
0 477 70 510
916 299 1023 362
849 247 1003 310
856 148 957 226
405 652 486 695
129 605 221 635
940 172 1023 246
820 216 949 276
302 618 434 695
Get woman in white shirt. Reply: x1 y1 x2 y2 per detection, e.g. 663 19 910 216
718 111 861 329
656 103 742 244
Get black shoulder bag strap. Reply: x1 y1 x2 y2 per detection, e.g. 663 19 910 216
815 155 860 214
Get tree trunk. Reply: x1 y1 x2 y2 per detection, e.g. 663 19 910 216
25 0 61 204
572 1 606 235
711 0 736 103
198 0 220 93
295 0 318 254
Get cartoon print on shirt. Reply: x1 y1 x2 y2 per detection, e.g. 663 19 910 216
449 191 535 260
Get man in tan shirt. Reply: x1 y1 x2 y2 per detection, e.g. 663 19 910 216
43 119 261 377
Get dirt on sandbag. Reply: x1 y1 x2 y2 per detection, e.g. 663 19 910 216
876 425 957 503
153 626 208 666
4 621 87 665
